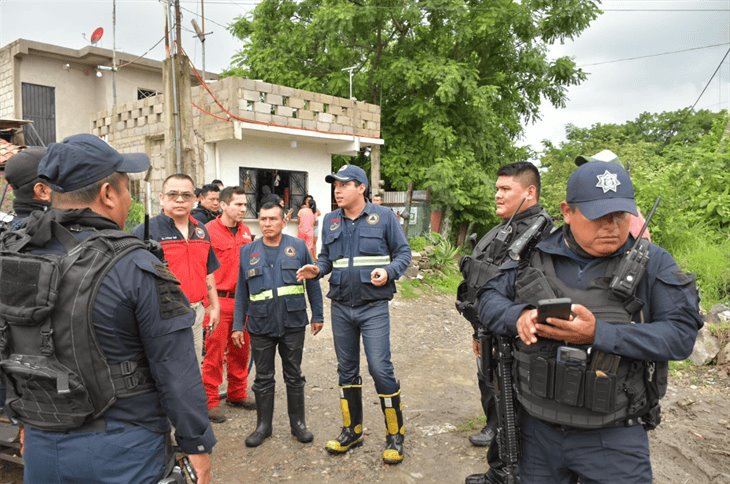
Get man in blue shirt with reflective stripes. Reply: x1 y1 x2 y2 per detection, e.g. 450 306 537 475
297 164 412 464
232 202 324 448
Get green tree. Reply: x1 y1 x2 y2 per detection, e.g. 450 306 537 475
539 109 730 306
226 0 600 235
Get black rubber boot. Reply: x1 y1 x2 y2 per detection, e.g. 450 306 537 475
379 389 405 464
287 386 313 443
325 377 364 454
465 467 514 484
245 390 274 447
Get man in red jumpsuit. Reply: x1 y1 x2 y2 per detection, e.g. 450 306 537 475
203 186 255 419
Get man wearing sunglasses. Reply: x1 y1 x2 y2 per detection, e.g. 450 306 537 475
133 174 222 422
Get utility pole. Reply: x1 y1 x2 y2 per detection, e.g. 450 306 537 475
111 0 117 106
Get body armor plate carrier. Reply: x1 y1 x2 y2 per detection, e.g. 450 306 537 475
0 223 155 431
513 250 667 429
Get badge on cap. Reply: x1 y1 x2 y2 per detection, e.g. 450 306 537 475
595 170 621 193
285 246 296 257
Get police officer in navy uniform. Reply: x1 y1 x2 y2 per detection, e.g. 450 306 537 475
297 165 412 464
14 134 215 483
458 162 553 484
232 201 323 448
479 159 702 483
3 147 52 230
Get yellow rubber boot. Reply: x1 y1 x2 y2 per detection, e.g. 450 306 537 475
379 389 405 464
325 378 363 454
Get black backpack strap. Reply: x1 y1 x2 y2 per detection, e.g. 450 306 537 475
50 221 81 252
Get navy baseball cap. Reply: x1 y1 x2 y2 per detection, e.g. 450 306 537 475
566 161 637 220
5 147 47 189
38 134 150 192
325 164 368 188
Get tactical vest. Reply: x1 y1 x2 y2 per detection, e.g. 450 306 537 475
456 208 552 327
0 223 155 431
512 250 666 429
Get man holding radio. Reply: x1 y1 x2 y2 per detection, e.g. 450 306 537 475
478 159 702 483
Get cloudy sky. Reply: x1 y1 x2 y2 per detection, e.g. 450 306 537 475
1 0 728 154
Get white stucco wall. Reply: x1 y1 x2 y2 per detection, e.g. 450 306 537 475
16 55 163 141
213 137 333 242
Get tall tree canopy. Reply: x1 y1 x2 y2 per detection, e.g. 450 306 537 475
227 0 600 230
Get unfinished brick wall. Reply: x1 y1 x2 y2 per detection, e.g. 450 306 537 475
0 44 16 119
192 77 381 139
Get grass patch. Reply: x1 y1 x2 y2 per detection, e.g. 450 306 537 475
666 229 730 308
455 414 486 433
426 269 462 294
398 278 423 299
669 359 693 378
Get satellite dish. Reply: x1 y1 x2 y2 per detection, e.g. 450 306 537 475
90 27 104 46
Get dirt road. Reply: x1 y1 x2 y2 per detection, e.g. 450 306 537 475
1 285 728 483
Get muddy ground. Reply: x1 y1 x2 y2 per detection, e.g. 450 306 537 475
1 283 729 483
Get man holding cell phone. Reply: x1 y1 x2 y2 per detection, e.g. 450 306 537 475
478 158 703 483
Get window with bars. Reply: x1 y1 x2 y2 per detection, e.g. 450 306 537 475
137 88 161 100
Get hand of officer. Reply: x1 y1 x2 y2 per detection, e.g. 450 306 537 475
535 304 596 345
297 264 320 281
311 322 323 335
231 330 245 348
206 305 220 333
186 453 212 484
472 339 481 357
371 268 388 286
516 308 539 345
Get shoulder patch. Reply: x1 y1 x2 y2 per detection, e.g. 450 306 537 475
194 227 206 239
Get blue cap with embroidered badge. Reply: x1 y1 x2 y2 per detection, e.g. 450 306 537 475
38 133 150 193
566 160 637 221
325 164 368 188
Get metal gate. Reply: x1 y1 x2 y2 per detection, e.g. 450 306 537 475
21 83 56 146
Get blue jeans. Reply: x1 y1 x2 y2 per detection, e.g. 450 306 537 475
24 420 167 483
519 412 652 483
331 300 398 394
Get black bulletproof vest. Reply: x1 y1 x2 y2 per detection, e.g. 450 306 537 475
456 207 552 327
0 224 154 430
512 251 653 429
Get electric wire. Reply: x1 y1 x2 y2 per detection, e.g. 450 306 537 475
690 46 730 111
115 35 166 68
580 43 730 67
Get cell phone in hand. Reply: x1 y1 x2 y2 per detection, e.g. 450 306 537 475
537 298 572 324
